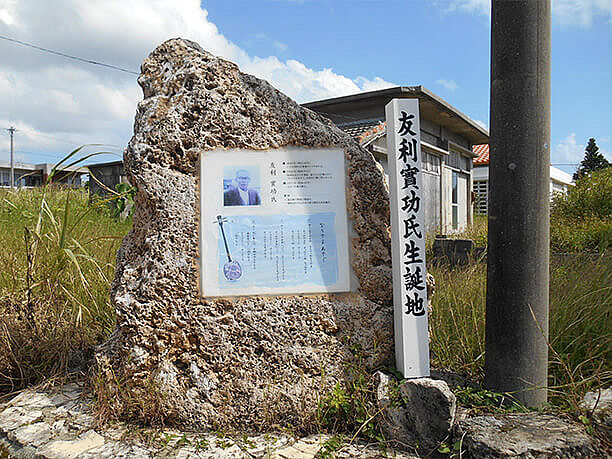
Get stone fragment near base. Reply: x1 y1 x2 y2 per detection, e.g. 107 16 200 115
96 38 396 430
375 372 456 453
582 387 612 441
456 413 601 458
582 388 612 428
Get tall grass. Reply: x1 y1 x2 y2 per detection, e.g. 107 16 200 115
1 167 609 431
547 254 612 409
0 186 130 394
430 171 612 409
429 248 611 411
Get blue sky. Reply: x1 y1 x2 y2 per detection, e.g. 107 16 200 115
0 0 610 174
203 0 611 173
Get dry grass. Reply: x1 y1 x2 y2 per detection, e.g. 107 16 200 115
0 186 130 394
429 242 611 412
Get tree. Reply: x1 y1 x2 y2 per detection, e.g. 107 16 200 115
573 138 610 181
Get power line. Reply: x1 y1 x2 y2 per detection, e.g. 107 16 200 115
0 34 139 75
17 127 124 150
18 127 87 146
16 150 65 159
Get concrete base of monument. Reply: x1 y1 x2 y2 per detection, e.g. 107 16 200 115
0 383 419 459
1 381 603 458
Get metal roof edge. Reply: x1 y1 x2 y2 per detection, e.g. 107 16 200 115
86 160 124 168
417 86 489 142
303 86 489 145
302 86 416 108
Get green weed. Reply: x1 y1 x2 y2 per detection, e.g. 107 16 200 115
453 386 528 414
315 435 344 459
316 344 386 447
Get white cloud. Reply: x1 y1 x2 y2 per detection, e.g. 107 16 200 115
436 79 458 91
443 0 612 26
0 0 395 164
554 0 612 26
0 0 18 26
354 76 395 92
554 132 584 164
444 0 490 16
273 41 288 52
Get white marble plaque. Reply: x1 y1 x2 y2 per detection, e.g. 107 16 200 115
200 147 350 297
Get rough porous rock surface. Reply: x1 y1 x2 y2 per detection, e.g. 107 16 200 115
456 413 602 458
0 384 418 458
96 38 397 430
582 387 612 433
375 372 456 454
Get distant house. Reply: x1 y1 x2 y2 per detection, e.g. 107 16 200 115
0 162 84 188
87 160 127 197
303 86 489 233
472 144 573 215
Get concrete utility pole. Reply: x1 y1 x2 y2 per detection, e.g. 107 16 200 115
485 0 551 407
8 126 15 190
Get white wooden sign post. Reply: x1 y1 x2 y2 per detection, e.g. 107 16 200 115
385 98 430 378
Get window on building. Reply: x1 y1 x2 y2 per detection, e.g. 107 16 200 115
473 180 488 215
422 151 440 174
449 151 460 170
552 182 566 193
14 172 26 187
448 150 472 173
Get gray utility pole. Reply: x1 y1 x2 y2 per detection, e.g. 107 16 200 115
485 0 551 407
8 126 16 190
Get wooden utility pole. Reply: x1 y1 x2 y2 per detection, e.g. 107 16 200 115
485 0 551 407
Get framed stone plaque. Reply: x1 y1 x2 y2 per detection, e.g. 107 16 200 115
200 147 351 297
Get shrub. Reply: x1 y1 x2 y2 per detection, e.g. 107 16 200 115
550 168 612 252
553 167 611 220
550 214 611 253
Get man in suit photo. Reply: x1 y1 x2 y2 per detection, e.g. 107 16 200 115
224 169 261 206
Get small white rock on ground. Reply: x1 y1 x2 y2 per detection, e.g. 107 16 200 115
0 383 417 458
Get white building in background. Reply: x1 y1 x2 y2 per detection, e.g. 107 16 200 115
472 144 574 215
0 162 85 188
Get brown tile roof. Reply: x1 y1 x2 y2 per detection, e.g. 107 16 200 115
342 125 492 165
473 144 489 165
338 120 386 146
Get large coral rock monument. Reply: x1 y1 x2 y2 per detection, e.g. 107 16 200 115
96 38 398 431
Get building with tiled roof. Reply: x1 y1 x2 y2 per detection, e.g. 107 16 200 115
304 86 489 233
472 143 489 166
472 144 573 214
